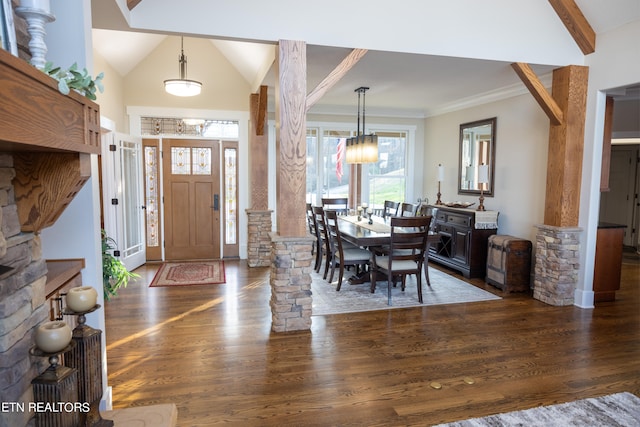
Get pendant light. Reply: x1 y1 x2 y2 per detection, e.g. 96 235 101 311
164 37 202 97
346 87 378 164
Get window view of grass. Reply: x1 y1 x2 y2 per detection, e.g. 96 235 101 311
306 129 408 208
368 172 405 208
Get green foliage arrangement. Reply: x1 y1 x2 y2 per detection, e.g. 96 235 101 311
42 62 104 100
102 230 139 301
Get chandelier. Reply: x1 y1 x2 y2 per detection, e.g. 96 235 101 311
346 86 378 164
164 37 202 97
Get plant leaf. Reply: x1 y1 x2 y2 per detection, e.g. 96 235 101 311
58 80 70 95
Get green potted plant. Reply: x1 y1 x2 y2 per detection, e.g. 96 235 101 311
42 62 104 100
102 230 139 300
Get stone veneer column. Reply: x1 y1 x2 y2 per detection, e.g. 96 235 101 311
269 233 314 332
533 224 582 306
246 209 273 267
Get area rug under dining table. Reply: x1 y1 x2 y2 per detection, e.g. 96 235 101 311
311 267 500 315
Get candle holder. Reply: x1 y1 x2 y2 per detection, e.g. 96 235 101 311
477 187 486 211
435 181 443 205
30 341 76 378
477 164 489 212
367 209 373 225
15 3 56 69
30 342 80 427
63 304 114 427
436 164 444 205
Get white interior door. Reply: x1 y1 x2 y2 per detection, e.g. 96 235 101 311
102 132 146 271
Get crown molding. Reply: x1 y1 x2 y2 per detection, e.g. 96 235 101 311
426 72 554 118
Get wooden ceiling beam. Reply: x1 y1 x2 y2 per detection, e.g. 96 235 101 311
257 85 267 136
548 0 596 54
512 62 564 126
250 85 268 136
306 48 368 112
127 0 143 11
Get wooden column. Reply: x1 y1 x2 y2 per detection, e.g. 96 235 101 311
544 65 589 227
249 85 269 210
275 40 307 237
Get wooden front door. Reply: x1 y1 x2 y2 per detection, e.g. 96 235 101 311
163 139 220 260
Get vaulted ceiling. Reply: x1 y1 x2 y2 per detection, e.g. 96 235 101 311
91 0 640 117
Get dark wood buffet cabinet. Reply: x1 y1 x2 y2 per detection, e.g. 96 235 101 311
426 205 498 278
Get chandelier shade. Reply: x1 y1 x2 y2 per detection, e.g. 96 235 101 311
345 87 378 164
164 37 202 97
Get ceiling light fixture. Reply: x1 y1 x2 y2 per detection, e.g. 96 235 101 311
164 37 202 97
346 87 378 164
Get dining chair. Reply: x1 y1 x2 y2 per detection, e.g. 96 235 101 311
325 210 372 291
416 204 440 287
416 203 431 217
378 200 400 219
306 203 322 271
312 206 333 279
321 197 349 215
400 202 417 217
370 215 432 305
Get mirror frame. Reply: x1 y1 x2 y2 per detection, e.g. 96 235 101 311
458 117 496 196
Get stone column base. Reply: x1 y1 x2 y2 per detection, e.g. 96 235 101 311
533 224 582 306
269 233 315 332
246 209 273 267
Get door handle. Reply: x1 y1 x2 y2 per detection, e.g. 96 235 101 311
213 194 219 211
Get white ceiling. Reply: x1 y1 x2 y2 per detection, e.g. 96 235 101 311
91 0 640 117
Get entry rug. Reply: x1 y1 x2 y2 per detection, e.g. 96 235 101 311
312 267 500 315
149 261 225 287
434 392 640 427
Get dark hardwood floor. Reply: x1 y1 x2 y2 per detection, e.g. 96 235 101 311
104 257 640 426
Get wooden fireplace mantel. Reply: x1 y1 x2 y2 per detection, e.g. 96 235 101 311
0 48 101 232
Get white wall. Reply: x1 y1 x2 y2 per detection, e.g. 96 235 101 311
42 0 111 409
424 94 549 243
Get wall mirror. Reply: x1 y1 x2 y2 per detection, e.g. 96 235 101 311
458 117 496 196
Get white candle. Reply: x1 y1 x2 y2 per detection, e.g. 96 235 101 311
20 0 50 11
35 321 72 353
478 164 489 183
437 164 445 182
66 286 98 312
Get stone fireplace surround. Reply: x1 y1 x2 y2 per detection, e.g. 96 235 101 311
0 154 50 427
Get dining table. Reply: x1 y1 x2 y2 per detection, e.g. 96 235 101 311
338 215 392 247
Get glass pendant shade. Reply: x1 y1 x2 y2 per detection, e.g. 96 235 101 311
164 37 202 97
164 79 201 96
360 134 378 163
345 87 378 164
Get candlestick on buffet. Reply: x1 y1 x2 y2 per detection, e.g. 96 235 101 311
435 164 444 205
477 164 489 211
